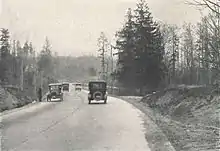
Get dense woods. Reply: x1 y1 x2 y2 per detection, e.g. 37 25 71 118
2 0 220 97
98 0 220 93
0 30 100 101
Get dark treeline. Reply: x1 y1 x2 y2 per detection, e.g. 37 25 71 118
0 30 57 99
0 29 101 100
105 0 220 93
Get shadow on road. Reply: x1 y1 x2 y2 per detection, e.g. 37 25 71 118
46 100 62 103
89 102 107 105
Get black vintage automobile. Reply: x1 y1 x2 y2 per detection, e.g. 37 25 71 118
88 80 108 104
75 83 82 91
62 82 69 92
47 83 63 102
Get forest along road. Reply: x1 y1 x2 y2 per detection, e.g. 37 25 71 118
1 88 151 151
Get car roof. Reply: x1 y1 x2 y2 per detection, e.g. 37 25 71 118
62 82 69 84
49 83 62 86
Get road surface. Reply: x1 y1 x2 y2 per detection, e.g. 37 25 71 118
1 87 151 151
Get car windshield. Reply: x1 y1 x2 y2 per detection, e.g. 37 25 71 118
50 85 60 91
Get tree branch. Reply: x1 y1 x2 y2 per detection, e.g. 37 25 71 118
186 0 220 14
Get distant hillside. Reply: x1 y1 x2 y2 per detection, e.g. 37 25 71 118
55 55 101 82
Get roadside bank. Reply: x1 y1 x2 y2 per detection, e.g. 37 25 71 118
119 86 220 151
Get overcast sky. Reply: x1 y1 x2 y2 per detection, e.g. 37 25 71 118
0 0 203 56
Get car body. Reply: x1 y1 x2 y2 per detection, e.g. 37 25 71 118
62 82 69 92
75 83 82 91
47 83 63 101
88 80 108 104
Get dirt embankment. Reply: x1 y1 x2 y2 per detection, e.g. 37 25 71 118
0 86 33 112
140 86 220 151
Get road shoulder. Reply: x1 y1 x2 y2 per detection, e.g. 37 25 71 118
119 96 176 151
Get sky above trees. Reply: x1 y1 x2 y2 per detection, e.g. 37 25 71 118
0 0 202 56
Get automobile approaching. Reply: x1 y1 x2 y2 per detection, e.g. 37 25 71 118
75 83 82 91
62 82 70 92
47 83 64 102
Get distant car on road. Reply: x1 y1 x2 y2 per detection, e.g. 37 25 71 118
88 80 107 104
75 83 82 91
47 83 63 102
62 82 69 92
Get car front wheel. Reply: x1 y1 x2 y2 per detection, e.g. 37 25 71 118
88 99 91 104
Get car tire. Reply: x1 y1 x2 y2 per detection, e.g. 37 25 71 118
88 100 91 104
104 99 107 104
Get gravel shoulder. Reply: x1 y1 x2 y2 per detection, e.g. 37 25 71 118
119 96 176 151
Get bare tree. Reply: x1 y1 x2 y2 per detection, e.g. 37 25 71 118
161 24 180 85
97 32 108 80
181 23 196 84
188 0 220 14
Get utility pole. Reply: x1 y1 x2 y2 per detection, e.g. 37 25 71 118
105 61 109 83
12 40 16 85
20 59 24 91
110 45 114 93
40 70 43 89
33 53 37 99
101 43 105 80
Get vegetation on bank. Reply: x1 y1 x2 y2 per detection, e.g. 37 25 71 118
140 86 220 151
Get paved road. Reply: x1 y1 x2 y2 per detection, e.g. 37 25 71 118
1 87 150 151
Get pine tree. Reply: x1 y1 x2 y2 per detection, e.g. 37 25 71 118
0 28 11 83
0 28 10 59
37 37 54 78
23 41 29 57
115 8 137 88
133 0 165 91
16 40 22 58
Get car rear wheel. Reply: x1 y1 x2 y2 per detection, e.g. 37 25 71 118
104 99 107 104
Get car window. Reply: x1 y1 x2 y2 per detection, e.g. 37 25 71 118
90 83 105 89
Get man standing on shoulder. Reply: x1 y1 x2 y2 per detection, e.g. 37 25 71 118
38 87 42 102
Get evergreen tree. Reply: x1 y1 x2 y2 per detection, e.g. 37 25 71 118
23 41 29 57
133 0 165 90
115 8 137 88
16 40 22 58
29 42 34 57
0 28 11 83
0 28 10 59
37 37 54 78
